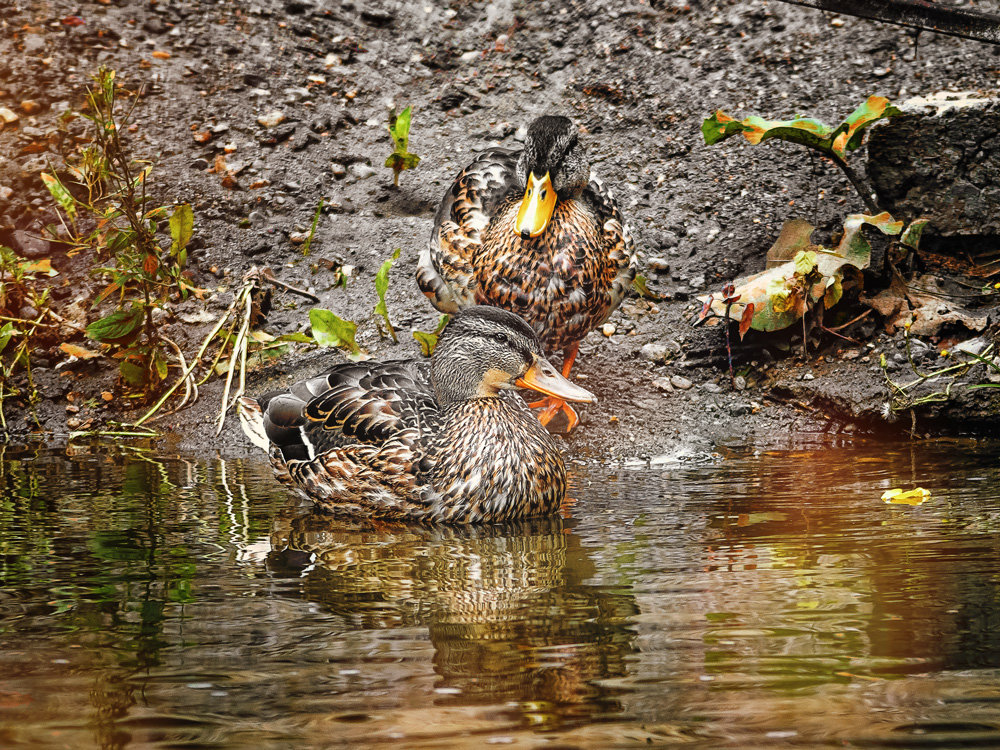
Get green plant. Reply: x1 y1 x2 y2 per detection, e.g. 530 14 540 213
385 106 420 186
0 246 60 429
702 96 900 214
373 248 401 341
301 198 324 256
41 68 198 397
413 314 449 357
879 326 1000 434
698 212 903 338
309 307 360 357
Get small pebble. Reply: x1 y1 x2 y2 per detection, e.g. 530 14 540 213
670 375 693 390
349 163 376 179
257 110 286 128
602 323 616 337
652 377 673 392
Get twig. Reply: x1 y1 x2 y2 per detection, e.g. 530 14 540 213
216 284 253 435
133 291 241 427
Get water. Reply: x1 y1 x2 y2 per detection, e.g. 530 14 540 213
2 439 1000 748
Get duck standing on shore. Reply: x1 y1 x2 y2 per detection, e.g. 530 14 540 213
418 115 637 432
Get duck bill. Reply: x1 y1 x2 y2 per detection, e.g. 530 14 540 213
514 171 557 239
515 356 596 403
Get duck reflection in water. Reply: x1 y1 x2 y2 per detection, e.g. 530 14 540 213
268 509 638 724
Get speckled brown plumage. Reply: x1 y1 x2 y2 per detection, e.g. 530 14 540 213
418 129 637 356
240 307 589 524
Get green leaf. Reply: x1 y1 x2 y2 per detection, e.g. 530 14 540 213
900 217 931 250
309 307 359 355
275 332 315 344
793 249 818 277
698 212 900 334
703 97 900 160
119 359 147 387
386 106 420 185
412 314 449 357
632 273 661 300
0 322 17 353
169 203 194 256
389 106 412 150
373 248 401 341
701 111 751 146
832 96 903 158
86 307 144 344
41 172 77 222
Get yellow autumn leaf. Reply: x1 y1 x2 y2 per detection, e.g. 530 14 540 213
881 487 930 506
60 343 101 360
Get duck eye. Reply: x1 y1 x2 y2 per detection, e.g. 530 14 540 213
492 332 507 345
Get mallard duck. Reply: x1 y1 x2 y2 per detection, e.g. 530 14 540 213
239 306 595 524
418 115 637 432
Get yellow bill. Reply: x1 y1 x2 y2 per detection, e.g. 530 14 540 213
515 171 557 239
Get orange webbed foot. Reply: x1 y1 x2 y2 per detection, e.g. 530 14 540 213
527 396 581 433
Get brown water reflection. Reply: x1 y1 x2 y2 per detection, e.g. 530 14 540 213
1 439 1000 748
271 513 638 725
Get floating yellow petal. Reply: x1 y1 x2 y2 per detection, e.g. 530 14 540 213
881 487 930 506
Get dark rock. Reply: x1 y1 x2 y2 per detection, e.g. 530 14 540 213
11 230 51 259
290 127 320 151
243 243 270 257
869 95 1000 237
143 17 167 34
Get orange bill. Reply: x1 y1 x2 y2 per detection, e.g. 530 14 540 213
515 355 595 403
515 171 557 238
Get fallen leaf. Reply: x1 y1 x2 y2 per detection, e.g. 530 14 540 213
60 343 101 360
881 487 930 506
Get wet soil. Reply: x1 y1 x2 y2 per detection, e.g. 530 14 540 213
1 0 998 460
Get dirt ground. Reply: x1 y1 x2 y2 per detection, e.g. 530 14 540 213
1 0 998 462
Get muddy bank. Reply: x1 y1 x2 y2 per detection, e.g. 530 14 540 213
0 0 997 461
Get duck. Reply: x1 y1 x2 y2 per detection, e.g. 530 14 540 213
417 114 637 432
239 306 596 524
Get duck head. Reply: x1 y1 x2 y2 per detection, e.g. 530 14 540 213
431 306 596 405
514 115 590 240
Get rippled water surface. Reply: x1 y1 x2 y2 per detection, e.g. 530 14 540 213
3 439 1000 748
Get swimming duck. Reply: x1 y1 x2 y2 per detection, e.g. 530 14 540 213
239 306 595 524
418 115 637 432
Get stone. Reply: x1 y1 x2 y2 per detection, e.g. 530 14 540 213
330 162 346 178
647 256 670 274
257 110 286 128
670 375 693 390
869 94 1000 237
0 107 18 125
601 323 616 337
20 100 42 114
702 382 722 393
11 230 50 259
349 163 376 179
652 377 673 392
640 343 670 364
0 186 13 202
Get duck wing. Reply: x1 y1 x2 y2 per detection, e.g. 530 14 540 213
419 147 519 313
585 174 638 315
258 359 440 462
